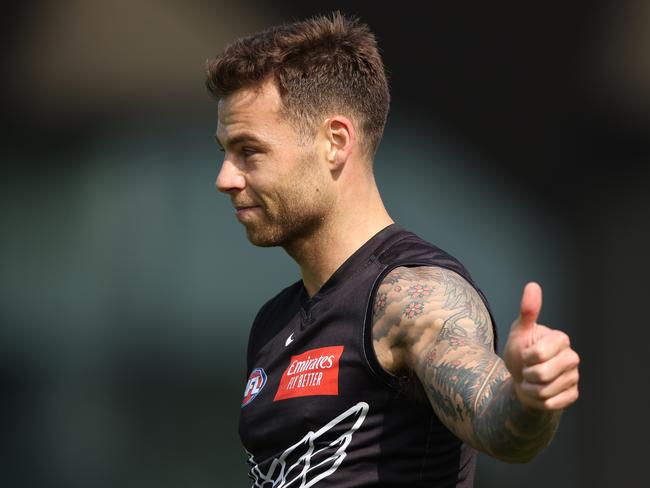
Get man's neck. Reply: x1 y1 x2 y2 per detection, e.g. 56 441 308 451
285 191 393 297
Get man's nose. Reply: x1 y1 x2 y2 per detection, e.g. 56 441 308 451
216 159 246 194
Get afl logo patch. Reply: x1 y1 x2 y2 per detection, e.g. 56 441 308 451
242 368 267 407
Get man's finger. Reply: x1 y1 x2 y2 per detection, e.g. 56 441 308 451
522 348 580 384
519 368 580 400
521 328 571 365
511 282 542 344
518 282 542 328
542 385 580 410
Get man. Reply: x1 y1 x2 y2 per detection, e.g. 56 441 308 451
206 12 580 487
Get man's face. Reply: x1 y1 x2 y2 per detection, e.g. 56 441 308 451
215 81 334 247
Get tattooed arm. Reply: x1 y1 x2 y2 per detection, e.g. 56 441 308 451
372 266 580 463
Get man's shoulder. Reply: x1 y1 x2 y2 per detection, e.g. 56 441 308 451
378 226 473 281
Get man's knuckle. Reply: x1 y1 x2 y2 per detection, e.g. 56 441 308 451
560 332 571 348
524 367 540 382
568 370 580 386
559 392 576 409
571 350 580 366
536 364 551 382
542 397 556 410
563 350 579 370
532 344 546 360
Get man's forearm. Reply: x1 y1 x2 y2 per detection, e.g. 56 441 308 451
417 346 562 463
473 375 562 463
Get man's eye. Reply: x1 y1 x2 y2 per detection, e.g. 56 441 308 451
242 147 259 157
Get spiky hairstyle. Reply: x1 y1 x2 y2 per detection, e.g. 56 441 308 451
206 12 390 157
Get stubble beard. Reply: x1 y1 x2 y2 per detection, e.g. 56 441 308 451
244 200 325 248
243 150 330 248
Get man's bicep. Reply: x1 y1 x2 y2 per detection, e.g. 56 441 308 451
371 266 448 374
373 266 508 448
372 265 495 358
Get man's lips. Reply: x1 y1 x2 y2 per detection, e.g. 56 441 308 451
234 205 261 217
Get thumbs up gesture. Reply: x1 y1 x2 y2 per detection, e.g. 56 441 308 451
504 282 580 410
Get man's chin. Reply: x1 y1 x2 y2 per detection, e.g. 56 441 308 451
247 236 280 248
241 216 319 248
244 227 283 248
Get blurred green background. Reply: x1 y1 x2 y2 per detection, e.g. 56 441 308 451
2 1 649 487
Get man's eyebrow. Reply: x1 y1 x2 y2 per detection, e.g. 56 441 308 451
214 132 266 150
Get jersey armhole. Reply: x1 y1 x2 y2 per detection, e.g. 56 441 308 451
361 261 422 390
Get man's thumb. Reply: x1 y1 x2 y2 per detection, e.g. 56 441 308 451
513 282 542 334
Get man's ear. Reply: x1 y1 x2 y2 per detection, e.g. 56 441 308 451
323 116 356 170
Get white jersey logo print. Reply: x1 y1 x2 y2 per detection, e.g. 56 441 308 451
246 402 369 487
285 333 294 347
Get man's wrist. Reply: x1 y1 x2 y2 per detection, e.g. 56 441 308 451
509 379 562 436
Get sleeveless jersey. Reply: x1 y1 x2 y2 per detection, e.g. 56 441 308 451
239 224 497 487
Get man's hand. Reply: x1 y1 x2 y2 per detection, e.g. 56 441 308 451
504 282 580 411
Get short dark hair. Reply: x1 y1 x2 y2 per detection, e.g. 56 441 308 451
205 12 390 158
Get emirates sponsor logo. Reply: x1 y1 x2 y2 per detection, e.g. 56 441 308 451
274 346 344 401
287 354 334 375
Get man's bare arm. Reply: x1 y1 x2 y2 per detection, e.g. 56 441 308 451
372 266 579 463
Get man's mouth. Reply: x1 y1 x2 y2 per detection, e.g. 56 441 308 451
234 205 261 218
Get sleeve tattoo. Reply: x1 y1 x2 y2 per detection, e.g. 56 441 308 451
372 266 560 463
